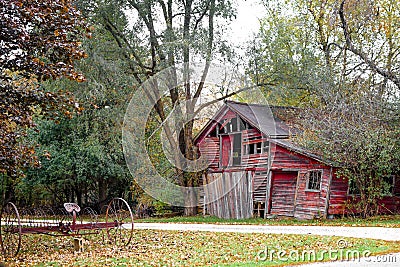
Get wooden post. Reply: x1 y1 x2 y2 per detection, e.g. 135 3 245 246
264 170 272 219
264 143 272 219
324 167 334 219
203 173 208 216
293 171 301 217
74 238 84 253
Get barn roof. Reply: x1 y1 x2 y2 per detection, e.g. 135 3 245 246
194 100 299 143
270 139 337 166
225 101 299 138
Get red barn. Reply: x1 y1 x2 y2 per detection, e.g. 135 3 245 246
194 101 400 219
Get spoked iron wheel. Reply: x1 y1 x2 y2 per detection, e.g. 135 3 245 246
105 198 134 246
0 202 22 257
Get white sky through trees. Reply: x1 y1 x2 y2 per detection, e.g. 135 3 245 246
230 0 265 46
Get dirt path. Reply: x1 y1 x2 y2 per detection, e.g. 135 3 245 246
133 223 400 241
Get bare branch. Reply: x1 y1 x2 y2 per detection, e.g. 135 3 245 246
103 16 151 71
193 83 275 118
127 0 167 69
103 22 145 85
192 0 215 108
339 0 400 89
157 0 168 22
193 0 211 32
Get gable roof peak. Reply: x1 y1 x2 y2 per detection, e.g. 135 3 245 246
224 100 295 139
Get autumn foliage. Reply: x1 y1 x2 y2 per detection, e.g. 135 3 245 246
0 0 89 178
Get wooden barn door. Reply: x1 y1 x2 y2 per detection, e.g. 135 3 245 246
203 171 253 219
220 135 232 167
270 171 298 217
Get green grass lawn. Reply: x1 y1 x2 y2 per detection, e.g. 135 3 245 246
2 229 400 266
136 214 400 228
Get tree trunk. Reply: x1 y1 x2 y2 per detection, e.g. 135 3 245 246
76 187 82 207
184 206 197 216
2 172 15 205
98 179 108 203
183 186 198 216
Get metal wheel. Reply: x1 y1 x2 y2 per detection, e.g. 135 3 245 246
105 198 134 246
0 202 22 257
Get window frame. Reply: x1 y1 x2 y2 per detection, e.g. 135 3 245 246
262 141 269 154
231 133 242 166
219 115 245 134
305 170 322 192
347 179 360 196
382 175 395 196
244 142 263 155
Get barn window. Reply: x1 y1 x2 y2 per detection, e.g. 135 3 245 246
306 170 322 191
348 180 360 196
262 141 269 153
232 133 242 166
382 175 395 196
220 116 245 133
248 144 254 154
245 142 262 155
230 117 238 132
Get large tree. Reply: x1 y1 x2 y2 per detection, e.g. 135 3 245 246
16 3 135 207
0 0 89 201
94 0 237 215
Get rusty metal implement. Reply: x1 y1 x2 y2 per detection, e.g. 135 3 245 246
0 198 134 257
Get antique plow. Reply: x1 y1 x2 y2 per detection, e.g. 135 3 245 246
0 198 134 257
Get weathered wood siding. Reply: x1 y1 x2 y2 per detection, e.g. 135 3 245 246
221 109 237 121
328 175 400 215
269 144 331 219
327 173 348 215
270 143 322 169
293 170 331 219
242 128 269 204
203 171 253 219
198 137 219 169
241 129 268 166
253 170 268 202
270 171 297 216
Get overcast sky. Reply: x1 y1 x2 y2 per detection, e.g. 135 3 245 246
229 0 266 46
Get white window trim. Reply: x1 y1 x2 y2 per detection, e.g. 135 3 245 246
305 170 323 192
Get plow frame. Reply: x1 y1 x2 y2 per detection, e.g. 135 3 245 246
0 198 134 257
